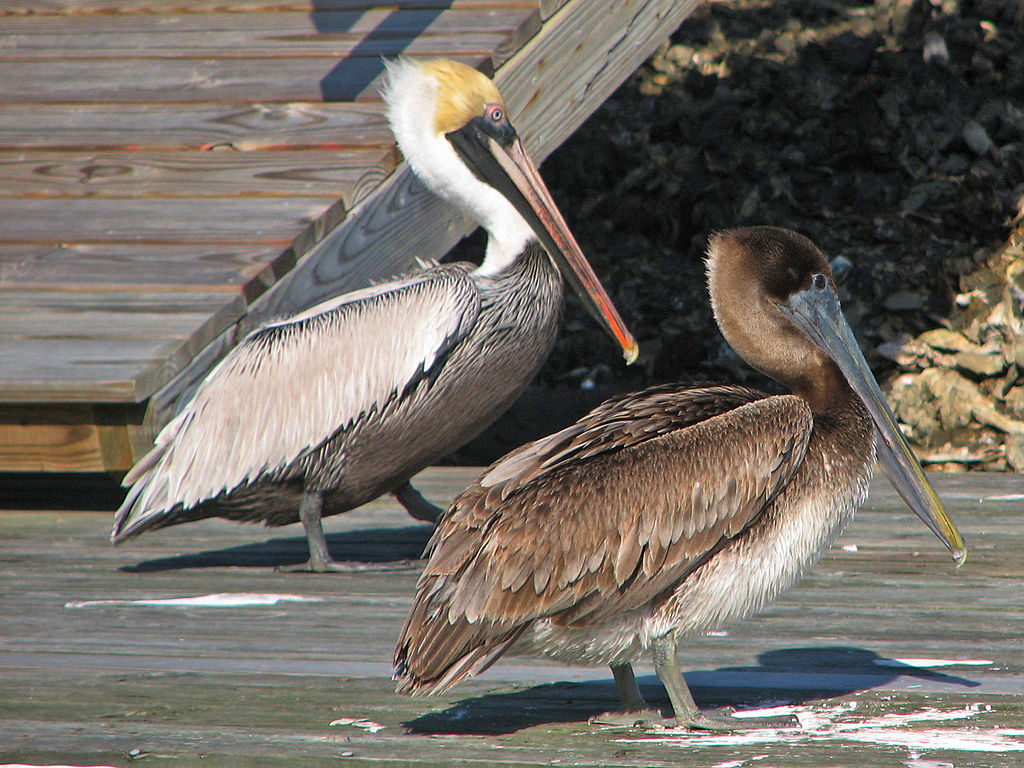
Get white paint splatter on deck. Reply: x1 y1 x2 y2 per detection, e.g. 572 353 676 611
64 593 323 608
903 753 955 768
710 757 769 768
329 717 386 733
615 702 1024 753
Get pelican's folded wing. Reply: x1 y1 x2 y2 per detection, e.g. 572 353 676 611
113 265 480 541
395 393 813 694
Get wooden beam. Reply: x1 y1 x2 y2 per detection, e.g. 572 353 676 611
540 0 570 19
0 405 141 473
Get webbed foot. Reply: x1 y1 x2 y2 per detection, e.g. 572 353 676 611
589 707 666 727
676 708 800 731
276 558 419 573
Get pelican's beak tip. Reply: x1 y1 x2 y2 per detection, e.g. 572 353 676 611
623 342 639 366
953 545 968 568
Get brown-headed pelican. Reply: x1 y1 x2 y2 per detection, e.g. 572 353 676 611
394 226 966 729
111 58 638 572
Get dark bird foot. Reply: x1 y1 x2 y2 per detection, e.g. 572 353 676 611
675 708 800 731
393 481 444 523
589 708 666 727
651 634 801 732
275 558 421 573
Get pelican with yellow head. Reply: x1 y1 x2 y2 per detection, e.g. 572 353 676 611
112 58 637 571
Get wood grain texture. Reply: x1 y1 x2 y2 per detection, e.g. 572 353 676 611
0 102 394 151
0 0 539 14
0 244 282 294
540 0 570 19
0 338 205 403
0 149 398 203
0 55 495 105
0 470 1021 764
0 287 247 402
0 405 137 472
2 9 539 60
497 0 704 161
0 197 336 244
0 407 109 472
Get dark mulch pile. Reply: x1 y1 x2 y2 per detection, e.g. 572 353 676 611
454 0 1024 467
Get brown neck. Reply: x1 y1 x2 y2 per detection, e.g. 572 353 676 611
784 358 853 415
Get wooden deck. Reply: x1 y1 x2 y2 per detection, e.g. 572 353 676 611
1 467 1023 766
0 0 701 474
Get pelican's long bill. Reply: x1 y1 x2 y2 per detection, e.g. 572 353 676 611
781 274 967 565
447 122 639 364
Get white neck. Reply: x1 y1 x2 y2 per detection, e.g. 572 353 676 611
383 60 535 277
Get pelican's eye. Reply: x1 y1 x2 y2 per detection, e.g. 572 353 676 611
812 273 828 292
485 103 505 125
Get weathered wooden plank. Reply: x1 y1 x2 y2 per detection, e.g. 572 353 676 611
498 0 704 161
0 292 238 332
1 9 539 60
0 197 336 245
540 0 570 19
0 405 138 472
0 0 539 15
1 688 1019 768
0 102 393 151
0 292 246 403
0 471 1021 765
0 149 398 203
0 54 495 105
0 244 280 294
1 31 517 65
0 338 190 400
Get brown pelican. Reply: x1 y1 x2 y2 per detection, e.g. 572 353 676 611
111 58 638 571
394 226 966 729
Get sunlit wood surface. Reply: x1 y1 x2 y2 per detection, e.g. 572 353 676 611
1 467 1022 766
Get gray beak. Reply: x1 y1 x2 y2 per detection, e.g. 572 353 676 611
781 274 967 565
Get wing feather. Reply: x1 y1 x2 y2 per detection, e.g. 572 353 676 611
113 266 480 541
395 389 814 693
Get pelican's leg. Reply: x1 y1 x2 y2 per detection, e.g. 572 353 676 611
277 491 415 573
588 664 665 726
393 480 444 523
652 632 798 731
